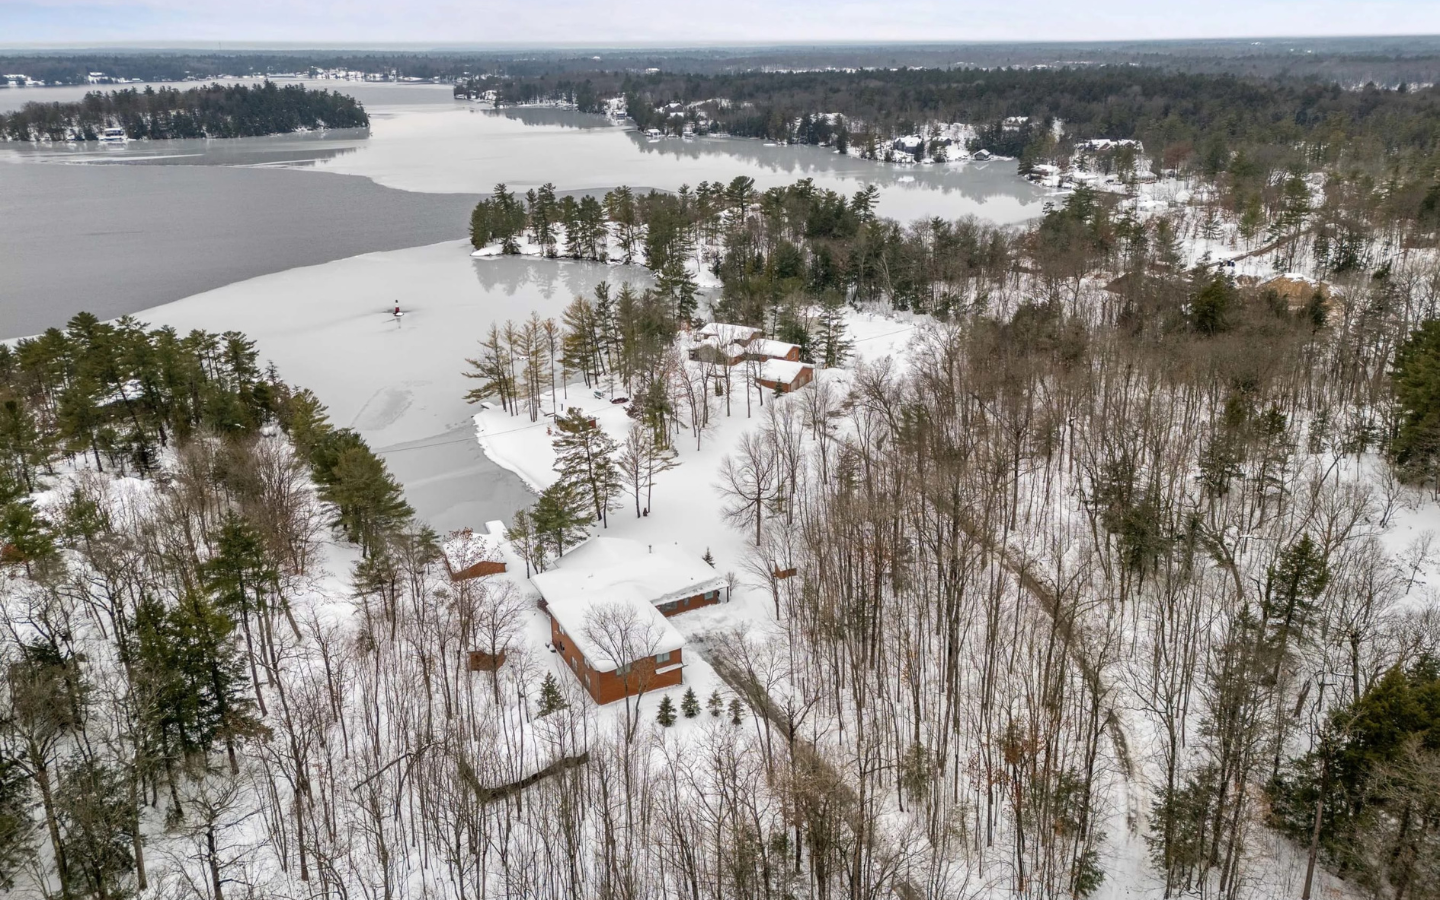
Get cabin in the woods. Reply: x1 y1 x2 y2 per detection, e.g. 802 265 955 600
755 359 815 394
697 322 762 347
443 528 507 581
690 337 747 366
746 338 801 362
532 538 725 703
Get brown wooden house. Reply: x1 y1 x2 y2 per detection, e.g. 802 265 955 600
756 359 815 394
532 538 723 703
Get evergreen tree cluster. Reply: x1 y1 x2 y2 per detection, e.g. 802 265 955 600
499 66 1440 171
0 311 420 897
0 81 369 142
1269 660 1440 895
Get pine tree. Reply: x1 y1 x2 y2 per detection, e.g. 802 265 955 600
0 396 51 494
657 695 677 727
655 256 699 325
1262 534 1329 682
681 687 700 718
728 697 745 725
319 444 413 557
532 480 590 559
463 324 516 414
815 293 852 368
552 407 622 526
0 501 58 578
537 673 568 717
469 198 494 249
708 690 724 717
561 296 603 387
702 548 714 567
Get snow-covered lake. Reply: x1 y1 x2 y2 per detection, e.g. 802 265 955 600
138 241 654 531
1 81 1054 527
2 80 1051 223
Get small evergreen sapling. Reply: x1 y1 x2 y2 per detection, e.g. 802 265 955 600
728 698 745 725
681 687 700 718
707 690 724 718
538 673 567 717
657 695 677 727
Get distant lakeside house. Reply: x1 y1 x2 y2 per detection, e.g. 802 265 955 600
532 537 723 704
688 322 803 369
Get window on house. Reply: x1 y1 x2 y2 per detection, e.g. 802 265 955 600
616 663 631 676
656 651 671 664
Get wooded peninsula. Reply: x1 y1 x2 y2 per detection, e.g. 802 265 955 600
0 81 369 142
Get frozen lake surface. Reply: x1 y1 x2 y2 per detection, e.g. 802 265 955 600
1 83 1053 338
139 242 653 530
2 81 1055 527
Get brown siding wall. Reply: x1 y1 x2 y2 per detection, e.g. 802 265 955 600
757 366 813 394
549 612 684 704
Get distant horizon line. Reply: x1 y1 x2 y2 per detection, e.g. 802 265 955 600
5 34 1440 54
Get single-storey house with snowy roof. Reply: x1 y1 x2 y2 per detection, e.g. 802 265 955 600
697 322 762 347
690 336 748 366
532 537 725 703
745 338 801 362
755 359 815 394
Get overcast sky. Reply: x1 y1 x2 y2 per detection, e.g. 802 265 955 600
3 0 1439 46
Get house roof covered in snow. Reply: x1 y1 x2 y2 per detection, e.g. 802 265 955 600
747 338 798 359
545 592 684 673
535 538 713 671
697 323 761 344
757 359 811 384
533 537 725 611
693 335 748 358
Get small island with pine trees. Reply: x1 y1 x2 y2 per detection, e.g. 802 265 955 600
0 81 369 142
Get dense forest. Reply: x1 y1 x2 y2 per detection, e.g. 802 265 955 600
485 65 1440 171
6 39 1440 898
4 147 1440 895
452 157 1440 897
6 36 1440 84
0 82 368 142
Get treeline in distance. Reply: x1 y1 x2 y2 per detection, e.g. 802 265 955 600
0 81 369 142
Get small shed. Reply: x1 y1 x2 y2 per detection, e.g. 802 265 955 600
756 359 815 394
443 529 507 582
